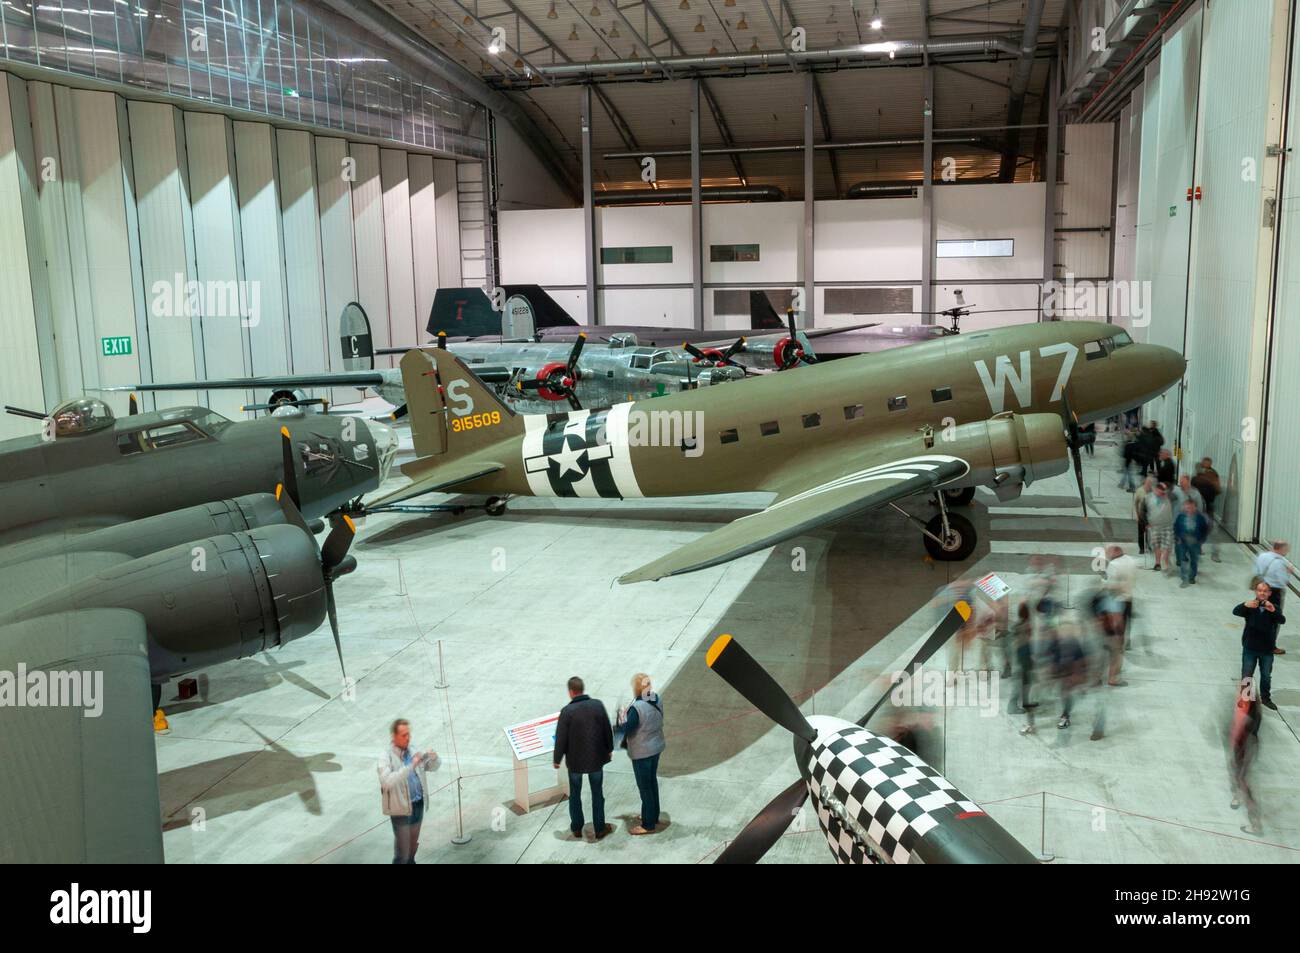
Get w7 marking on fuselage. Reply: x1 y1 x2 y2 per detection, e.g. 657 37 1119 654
974 342 1078 414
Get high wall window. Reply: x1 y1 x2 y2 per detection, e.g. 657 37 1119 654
710 244 760 262
601 246 673 264
936 239 1014 258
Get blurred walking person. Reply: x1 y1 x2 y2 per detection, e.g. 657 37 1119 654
1229 688 1263 836
1133 477 1153 557
1192 458 1222 562
1103 545 1138 647
1173 499 1209 588
1145 482 1175 573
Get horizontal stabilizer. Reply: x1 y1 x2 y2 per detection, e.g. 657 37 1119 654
366 459 504 508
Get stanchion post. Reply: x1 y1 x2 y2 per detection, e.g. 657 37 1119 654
434 638 449 690
451 776 472 846
1037 790 1055 862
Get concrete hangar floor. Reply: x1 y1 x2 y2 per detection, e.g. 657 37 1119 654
155 424 1300 864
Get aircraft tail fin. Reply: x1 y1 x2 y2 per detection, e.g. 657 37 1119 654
749 290 786 329
398 347 524 459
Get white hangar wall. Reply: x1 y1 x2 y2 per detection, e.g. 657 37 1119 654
1121 0 1291 543
499 180 1050 333
0 68 473 439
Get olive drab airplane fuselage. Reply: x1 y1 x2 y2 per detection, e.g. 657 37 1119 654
374 321 1184 582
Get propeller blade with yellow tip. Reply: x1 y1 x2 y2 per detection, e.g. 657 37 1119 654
857 601 972 727
279 425 301 509
705 633 817 743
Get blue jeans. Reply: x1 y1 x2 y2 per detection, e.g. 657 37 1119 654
568 770 604 834
390 798 424 863
1175 541 1200 582
1242 648 1274 702
631 753 661 829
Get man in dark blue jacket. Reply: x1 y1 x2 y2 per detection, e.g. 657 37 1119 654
553 676 615 839
1234 583 1286 711
1173 499 1209 587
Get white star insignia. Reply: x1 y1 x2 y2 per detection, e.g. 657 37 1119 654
550 436 587 477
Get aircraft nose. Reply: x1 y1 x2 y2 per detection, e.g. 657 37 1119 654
1149 343 1187 387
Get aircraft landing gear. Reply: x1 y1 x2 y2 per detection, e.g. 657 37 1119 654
484 496 509 517
942 486 976 506
923 511 976 561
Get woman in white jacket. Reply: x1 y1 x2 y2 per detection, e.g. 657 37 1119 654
378 718 439 863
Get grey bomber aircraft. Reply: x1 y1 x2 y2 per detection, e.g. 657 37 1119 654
0 397 394 862
365 320 1183 581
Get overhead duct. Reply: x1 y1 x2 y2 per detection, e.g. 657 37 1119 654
845 182 921 199
595 186 785 205
316 0 579 200
998 0 1047 182
529 37 1023 81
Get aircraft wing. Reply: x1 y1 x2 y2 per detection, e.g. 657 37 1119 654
618 452 969 584
365 457 505 508
100 371 386 392
691 322 881 350
0 608 163 862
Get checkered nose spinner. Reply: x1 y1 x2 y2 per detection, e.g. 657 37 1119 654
704 604 1038 865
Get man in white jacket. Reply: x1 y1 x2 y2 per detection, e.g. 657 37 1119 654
378 719 439 863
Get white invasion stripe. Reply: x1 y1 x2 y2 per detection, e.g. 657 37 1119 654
767 455 969 512
605 402 644 499
522 413 553 497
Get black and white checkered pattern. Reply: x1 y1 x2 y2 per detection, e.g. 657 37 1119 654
807 726 983 865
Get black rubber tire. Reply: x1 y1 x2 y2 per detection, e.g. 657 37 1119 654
923 512 977 561
942 486 977 506
484 497 508 517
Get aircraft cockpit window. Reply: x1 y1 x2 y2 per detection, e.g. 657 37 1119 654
191 411 232 437
650 349 677 365
144 422 208 450
116 432 144 456
1084 339 1114 361
630 353 652 370
49 397 115 438
1111 330 1134 348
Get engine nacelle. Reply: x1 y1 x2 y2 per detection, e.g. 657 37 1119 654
1 524 326 679
943 412 1070 499
0 495 289 570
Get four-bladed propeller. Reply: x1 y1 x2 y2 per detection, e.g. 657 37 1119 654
706 600 972 863
516 333 587 409
684 336 748 371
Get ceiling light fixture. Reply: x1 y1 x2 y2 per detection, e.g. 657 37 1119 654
870 0 882 30
610 21 620 37
679 0 689 10
708 40 719 54
749 37 759 52
737 12 747 29
590 2 600 15
694 14 704 32
569 24 579 40
547 2 557 18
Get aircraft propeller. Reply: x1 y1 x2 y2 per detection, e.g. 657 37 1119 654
276 425 355 680
516 333 587 410
706 601 971 864
774 309 816 370
1059 388 1089 520
684 336 748 371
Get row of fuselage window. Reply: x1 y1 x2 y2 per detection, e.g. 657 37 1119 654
686 386 956 452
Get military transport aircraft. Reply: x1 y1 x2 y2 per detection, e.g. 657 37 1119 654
0 397 393 862
705 613 1038 864
364 321 1183 580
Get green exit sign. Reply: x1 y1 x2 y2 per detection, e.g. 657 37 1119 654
101 335 132 356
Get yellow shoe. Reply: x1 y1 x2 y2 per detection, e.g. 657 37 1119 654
153 709 170 734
